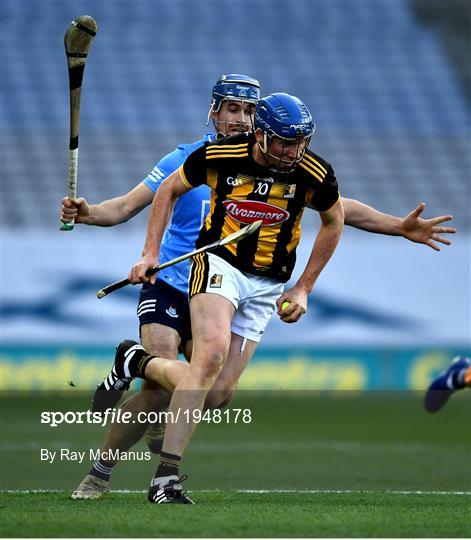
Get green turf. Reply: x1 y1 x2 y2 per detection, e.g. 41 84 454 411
1 492 470 537
1 391 470 537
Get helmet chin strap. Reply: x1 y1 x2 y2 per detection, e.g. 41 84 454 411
208 107 225 136
256 134 272 168
206 99 216 127
262 132 269 154
257 142 291 174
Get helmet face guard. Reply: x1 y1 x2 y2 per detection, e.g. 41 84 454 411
259 132 312 173
254 93 315 173
207 74 260 135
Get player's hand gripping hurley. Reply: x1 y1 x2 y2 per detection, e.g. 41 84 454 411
97 220 263 298
60 16 98 231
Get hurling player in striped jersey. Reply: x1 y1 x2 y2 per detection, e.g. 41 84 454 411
63 77 455 501
94 93 456 504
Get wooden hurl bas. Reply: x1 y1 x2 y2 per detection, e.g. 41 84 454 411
60 16 98 231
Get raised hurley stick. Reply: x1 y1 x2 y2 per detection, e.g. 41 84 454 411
60 16 98 231
97 220 263 298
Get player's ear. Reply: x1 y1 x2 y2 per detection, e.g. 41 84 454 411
254 128 264 143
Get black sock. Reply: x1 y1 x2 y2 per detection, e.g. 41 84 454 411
154 451 181 479
90 458 115 481
134 353 155 379
119 342 155 379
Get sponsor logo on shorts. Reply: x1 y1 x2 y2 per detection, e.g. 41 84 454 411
210 274 223 288
165 305 179 318
223 200 289 226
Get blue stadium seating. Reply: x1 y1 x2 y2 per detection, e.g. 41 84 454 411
2 0 469 229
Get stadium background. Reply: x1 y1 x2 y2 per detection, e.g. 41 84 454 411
2 0 470 391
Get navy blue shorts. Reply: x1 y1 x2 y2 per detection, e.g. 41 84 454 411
137 280 191 342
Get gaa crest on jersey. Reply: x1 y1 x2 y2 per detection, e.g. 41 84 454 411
226 176 243 187
223 200 290 226
227 173 255 187
283 184 296 199
210 274 223 288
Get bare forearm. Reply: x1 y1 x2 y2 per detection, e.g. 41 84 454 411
128 174 190 285
142 189 175 259
81 197 131 226
296 221 343 293
77 184 153 227
342 198 402 236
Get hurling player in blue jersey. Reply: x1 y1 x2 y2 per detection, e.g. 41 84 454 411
63 74 261 499
62 76 455 501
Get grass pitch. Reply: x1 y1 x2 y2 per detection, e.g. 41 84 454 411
1 390 470 537
3 491 470 538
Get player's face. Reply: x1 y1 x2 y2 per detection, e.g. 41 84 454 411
213 100 256 136
266 135 309 170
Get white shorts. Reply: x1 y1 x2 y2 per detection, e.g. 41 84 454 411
189 253 284 342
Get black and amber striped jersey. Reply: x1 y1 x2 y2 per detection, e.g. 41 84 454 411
179 132 339 282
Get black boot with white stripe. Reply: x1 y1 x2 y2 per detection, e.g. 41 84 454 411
148 475 194 504
92 339 145 414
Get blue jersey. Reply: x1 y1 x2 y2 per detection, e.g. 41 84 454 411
142 133 214 293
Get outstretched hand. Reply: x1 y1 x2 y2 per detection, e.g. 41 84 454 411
401 203 456 251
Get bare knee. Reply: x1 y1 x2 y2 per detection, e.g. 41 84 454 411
191 349 226 387
140 323 180 358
